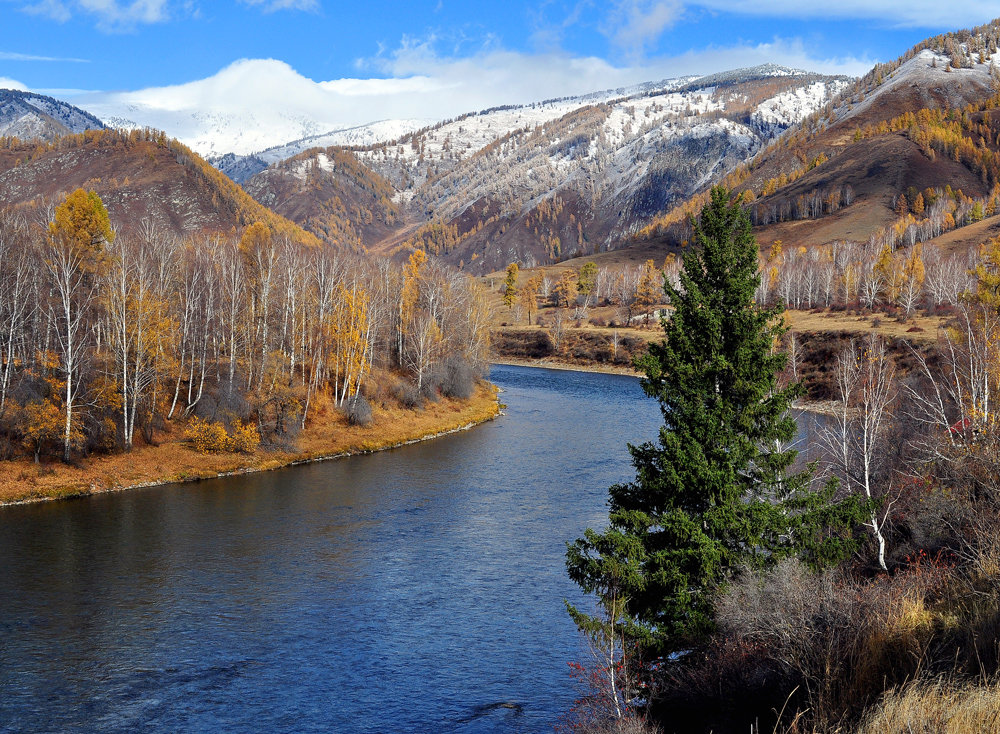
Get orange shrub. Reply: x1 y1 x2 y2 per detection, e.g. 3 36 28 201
184 417 231 453
228 420 261 454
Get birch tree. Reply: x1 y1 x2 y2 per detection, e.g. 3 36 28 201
821 335 896 569
45 189 113 461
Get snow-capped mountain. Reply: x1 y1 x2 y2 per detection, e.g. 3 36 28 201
0 89 105 141
353 66 846 204
73 59 430 158
255 119 435 164
242 65 850 271
205 76 701 182
211 119 433 182
74 57 702 161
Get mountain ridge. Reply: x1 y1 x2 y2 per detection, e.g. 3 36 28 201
636 19 1000 262
238 66 847 271
0 128 320 246
0 89 105 142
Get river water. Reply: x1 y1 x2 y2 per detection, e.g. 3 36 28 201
0 366 663 733
0 365 826 733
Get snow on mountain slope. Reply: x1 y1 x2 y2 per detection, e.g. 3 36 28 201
256 119 433 163
240 66 850 272
356 69 849 224
205 74 695 180
0 89 105 141
831 48 998 130
210 119 434 182
73 57 696 160
349 76 705 198
752 81 840 129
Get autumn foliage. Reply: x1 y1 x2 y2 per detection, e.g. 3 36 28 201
0 191 492 465
184 417 261 454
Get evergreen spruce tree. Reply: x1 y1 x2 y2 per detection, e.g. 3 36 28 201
566 187 862 656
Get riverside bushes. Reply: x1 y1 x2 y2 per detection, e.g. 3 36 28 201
344 395 373 427
433 356 480 399
491 328 646 366
184 417 261 454
644 464 1000 733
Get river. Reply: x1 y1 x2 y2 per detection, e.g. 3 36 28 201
0 365 826 733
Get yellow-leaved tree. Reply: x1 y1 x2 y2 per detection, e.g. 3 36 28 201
45 189 113 461
502 262 519 310
635 259 663 324
399 249 428 363
521 274 542 325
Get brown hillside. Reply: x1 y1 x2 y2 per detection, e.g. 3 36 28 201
749 132 988 248
637 23 1000 257
0 129 319 244
918 211 1000 251
243 147 399 250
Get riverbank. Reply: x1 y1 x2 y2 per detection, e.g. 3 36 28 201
0 382 500 507
492 357 848 417
491 357 639 376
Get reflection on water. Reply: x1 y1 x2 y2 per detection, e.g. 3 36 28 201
0 365 829 733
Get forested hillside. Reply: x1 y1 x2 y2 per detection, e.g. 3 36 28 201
0 129 322 245
242 147 401 251
638 20 1000 261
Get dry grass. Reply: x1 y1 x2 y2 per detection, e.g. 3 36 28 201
0 382 499 506
917 214 1000 255
489 308 943 381
503 308 946 341
481 241 678 279
752 202 896 252
856 679 1000 733
784 310 947 341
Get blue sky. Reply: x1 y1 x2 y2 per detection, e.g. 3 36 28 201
2 1 998 100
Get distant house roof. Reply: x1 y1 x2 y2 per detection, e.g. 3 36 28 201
950 416 974 435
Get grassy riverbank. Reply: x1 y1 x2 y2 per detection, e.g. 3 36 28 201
0 382 500 506
492 308 945 403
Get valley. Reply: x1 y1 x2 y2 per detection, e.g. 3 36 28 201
6 11 1000 734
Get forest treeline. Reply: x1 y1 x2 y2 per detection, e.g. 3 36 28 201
0 189 491 464
498 233 991 334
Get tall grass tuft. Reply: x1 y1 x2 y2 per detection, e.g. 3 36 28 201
857 678 1000 733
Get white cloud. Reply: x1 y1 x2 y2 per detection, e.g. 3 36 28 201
21 0 72 21
239 0 318 11
36 87 101 95
0 77 30 91
71 38 872 155
688 1 1000 28
0 50 88 62
21 0 169 28
367 35 871 105
660 37 873 77
606 0 683 52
